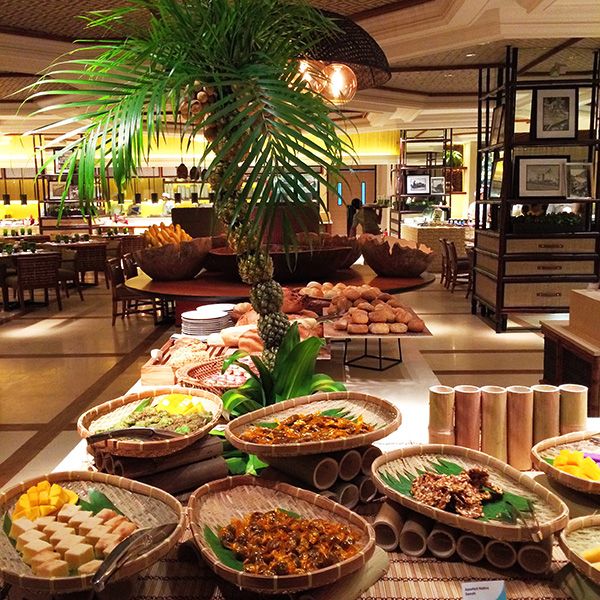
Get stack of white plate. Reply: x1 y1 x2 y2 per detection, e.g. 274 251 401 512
181 304 235 336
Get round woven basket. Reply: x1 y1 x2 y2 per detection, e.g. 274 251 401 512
559 515 600 586
0 471 184 593
176 357 249 396
225 391 401 458
372 444 569 542
77 386 222 458
531 430 600 495
188 475 375 594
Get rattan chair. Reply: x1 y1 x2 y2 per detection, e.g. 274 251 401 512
4 252 62 310
438 238 449 288
121 253 139 279
75 244 108 287
447 240 470 294
118 235 146 259
106 257 157 325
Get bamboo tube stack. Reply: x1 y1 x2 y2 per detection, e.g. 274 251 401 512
429 382 588 470
373 502 555 574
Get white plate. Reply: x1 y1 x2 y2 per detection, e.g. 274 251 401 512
181 310 228 321
197 303 236 314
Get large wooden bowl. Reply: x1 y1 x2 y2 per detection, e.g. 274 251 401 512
0 471 184 593
188 475 375 594
225 391 401 458
77 386 222 457
559 515 600 586
319 234 362 269
372 444 569 542
359 234 434 277
134 237 212 281
532 430 600 495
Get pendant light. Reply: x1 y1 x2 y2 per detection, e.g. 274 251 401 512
151 167 159 203
176 116 188 179
2 169 9 204
321 63 358 105
19 169 27 204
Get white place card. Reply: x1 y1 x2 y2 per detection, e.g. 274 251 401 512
461 581 507 600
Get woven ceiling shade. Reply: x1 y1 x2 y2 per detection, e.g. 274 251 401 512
310 11 391 90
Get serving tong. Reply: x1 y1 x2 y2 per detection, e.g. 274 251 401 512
86 427 181 445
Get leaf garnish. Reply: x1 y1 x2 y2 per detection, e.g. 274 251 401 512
78 489 123 516
204 525 244 572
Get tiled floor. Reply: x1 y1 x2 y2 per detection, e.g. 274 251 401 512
0 275 547 491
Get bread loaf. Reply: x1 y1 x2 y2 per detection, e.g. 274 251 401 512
236 309 259 326
221 324 255 346
356 302 375 312
369 323 390 335
389 323 408 334
333 318 348 331
407 318 425 332
369 309 388 323
343 287 361 301
377 292 393 301
359 287 378 301
348 323 368 334
351 309 369 324
238 328 264 353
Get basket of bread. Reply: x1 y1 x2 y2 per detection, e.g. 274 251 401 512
134 223 212 281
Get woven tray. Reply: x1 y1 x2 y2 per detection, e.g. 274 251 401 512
0 471 184 594
372 444 569 542
224 392 401 458
532 430 600 495
559 515 600 586
176 357 250 395
188 475 375 594
77 386 222 458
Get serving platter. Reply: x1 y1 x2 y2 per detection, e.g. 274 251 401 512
532 430 600 495
559 515 600 586
78 386 222 457
0 471 184 593
188 475 375 594
224 391 401 458
372 444 569 542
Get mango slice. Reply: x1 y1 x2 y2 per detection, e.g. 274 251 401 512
11 481 79 523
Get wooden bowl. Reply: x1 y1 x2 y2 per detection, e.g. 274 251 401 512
559 515 600 586
225 391 401 458
134 237 212 281
372 444 569 542
0 471 184 593
188 475 375 594
359 234 434 277
531 430 600 495
322 235 361 269
77 386 222 457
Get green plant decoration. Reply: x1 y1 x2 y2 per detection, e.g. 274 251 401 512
443 149 463 167
221 323 346 417
26 0 353 359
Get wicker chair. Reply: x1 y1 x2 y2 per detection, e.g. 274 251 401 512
447 240 470 294
121 253 139 279
118 236 146 259
75 244 108 287
438 238 449 288
106 257 157 325
4 252 63 310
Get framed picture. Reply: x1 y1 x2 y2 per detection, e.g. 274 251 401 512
430 176 445 195
532 89 578 139
489 158 504 198
516 156 568 198
489 105 505 146
406 174 430 195
566 162 593 199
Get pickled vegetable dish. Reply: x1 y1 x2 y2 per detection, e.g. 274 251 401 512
239 412 374 445
218 509 361 575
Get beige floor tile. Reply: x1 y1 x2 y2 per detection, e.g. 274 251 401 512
437 373 543 388
423 350 543 372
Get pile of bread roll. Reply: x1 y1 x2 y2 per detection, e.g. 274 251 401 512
302 282 426 336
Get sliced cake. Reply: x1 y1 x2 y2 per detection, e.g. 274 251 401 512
16 528 48 552
33 558 69 577
64 543 95 571
78 559 104 576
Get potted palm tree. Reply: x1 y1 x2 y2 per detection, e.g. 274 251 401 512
29 0 352 362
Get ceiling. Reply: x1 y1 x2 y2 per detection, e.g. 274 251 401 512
0 0 598 134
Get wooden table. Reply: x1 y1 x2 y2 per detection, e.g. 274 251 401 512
126 266 435 323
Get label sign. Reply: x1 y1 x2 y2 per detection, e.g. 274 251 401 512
461 581 507 600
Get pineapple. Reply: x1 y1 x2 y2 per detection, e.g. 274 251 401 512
238 251 273 285
258 312 290 349
250 280 283 315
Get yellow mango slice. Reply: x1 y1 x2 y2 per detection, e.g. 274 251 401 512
36 481 51 492
582 546 600 563
39 491 49 505
557 464 582 477
65 490 78 504
39 505 55 517
12 480 79 522
49 484 63 498
581 458 600 481
566 451 585 467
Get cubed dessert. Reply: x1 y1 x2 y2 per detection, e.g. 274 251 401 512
84 524 111 545
33 558 69 577
95 533 121 558
30 550 61 571
78 516 103 536
77 559 104 576
64 543 95 570
16 528 48 552
49 527 76 545
22 539 53 564
95 509 118 523
104 515 126 531
9 517 36 539
113 520 137 541
57 503 80 523
34 516 57 530
43 521 72 535
55 534 86 557
68 510 93 530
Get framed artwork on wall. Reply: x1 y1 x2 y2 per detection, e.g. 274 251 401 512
566 162 593 199
489 158 504 199
489 105 505 146
430 176 445 194
531 89 578 139
516 156 568 198
406 174 430 195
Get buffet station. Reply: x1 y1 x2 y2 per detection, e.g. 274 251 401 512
2 225 600 600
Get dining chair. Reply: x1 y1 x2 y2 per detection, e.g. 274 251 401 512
447 241 470 293
438 238 449 288
118 236 146 259
75 244 108 287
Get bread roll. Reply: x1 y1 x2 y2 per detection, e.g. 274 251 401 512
343 287 361 301
382 308 396 323
360 287 378 301
377 292 393 301
387 299 402 308
299 309 318 318
299 287 312 295
221 325 255 347
332 283 346 290
332 297 352 312
369 309 388 323
281 288 304 313
351 310 369 324
356 302 375 312
232 302 252 320
372 298 386 307
307 281 321 288
333 319 348 331
236 309 259 326
322 282 334 291
348 323 368 334
407 318 425 332
323 289 337 299
399 310 413 324
389 323 408 334
238 328 264 353
307 287 324 298
369 323 390 335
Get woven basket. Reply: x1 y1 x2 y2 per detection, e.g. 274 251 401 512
372 445 569 542
0 471 184 593
176 357 250 395
188 475 375 594
225 392 401 458
559 515 600 586
77 386 222 458
531 430 600 495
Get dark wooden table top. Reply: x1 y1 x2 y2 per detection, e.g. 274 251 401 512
125 265 435 302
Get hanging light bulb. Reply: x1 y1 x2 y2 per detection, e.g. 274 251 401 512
321 63 357 105
297 59 326 94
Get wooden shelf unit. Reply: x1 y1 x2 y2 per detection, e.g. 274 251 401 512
472 47 600 332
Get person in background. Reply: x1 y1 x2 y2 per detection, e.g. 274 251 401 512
347 197 361 235
349 198 382 236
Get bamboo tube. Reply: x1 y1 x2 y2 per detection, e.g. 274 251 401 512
559 384 588 435
517 536 553 575
361 445 382 475
426 524 457 560
354 475 377 503
480 385 508 461
139 456 228 494
93 451 106 472
507 385 534 471
111 436 223 479
267 456 339 491
454 385 481 449
532 384 560 444
333 449 362 482
456 534 485 564
428 385 455 445
485 539 517 569
399 516 430 557
319 490 338 502
331 482 359 509
103 453 116 475
373 502 405 551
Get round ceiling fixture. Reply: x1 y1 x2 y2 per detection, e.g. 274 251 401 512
321 63 358 105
